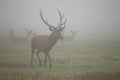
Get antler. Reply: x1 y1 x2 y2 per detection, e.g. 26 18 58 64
57 10 66 29
39 10 66 31
71 30 77 33
25 29 33 33
39 10 56 29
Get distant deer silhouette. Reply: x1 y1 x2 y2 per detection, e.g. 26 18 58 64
63 30 77 41
9 30 27 44
71 30 77 39
31 10 66 68
25 29 36 41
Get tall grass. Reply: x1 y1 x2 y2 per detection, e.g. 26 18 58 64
0 38 120 79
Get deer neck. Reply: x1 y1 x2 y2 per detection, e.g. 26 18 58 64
48 33 58 47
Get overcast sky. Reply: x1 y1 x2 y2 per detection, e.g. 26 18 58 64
0 0 120 38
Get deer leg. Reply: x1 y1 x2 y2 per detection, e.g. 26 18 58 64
44 54 48 67
36 50 42 66
44 51 52 68
48 54 52 68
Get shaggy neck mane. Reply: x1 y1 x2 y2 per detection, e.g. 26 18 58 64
47 33 58 50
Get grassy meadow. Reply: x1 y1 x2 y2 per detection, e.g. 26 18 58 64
0 38 120 80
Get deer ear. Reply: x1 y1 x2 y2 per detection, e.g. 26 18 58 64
60 25 65 31
49 27 54 31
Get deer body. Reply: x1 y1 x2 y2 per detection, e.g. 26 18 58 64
31 34 58 68
31 35 57 51
31 10 66 68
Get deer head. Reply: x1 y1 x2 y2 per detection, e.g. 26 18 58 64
39 10 66 40
71 30 78 37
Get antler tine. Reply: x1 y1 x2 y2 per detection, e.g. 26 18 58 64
57 10 64 19
62 19 67 25
60 18 67 30
60 23 66 31
39 10 55 29
57 10 66 28
62 24 66 29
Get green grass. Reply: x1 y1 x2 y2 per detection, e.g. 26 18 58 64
0 39 120 79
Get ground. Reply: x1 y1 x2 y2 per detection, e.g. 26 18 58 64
0 38 120 80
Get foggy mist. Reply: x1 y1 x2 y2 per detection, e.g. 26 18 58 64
0 1 120 79
0 0 120 39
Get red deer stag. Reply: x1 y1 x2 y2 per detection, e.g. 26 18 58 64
31 10 66 68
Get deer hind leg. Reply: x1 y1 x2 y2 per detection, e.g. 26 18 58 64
44 51 52 68
36 50 42 66
44 54 47 68
48 54 52 68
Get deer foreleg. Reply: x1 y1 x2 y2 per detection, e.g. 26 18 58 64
48 54 52 68
36 50 42 66
44 51 52 68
